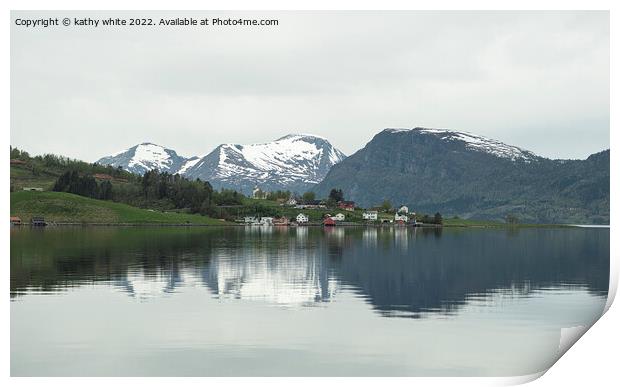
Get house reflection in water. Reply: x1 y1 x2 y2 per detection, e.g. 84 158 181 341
362 227 377 248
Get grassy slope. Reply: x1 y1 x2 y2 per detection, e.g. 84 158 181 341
441 217 571 228
10 191 227 225
10 165 59 191
442 218 503 227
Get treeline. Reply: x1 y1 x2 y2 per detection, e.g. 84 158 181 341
265 190 292 201
52 169 244 218
11 146 134 180
140 170 243 214
53 170 113 200
140 170 215 214
12 146 250 219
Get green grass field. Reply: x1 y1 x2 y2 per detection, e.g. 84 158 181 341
10 165 59 191
10 191 228 225
441 217 571 228
442 218 503 227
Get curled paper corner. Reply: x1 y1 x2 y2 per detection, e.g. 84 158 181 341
520 293 613 384
558 325 589 358
503 326 592 385
604 269 617 314
496 371 547 386
605 221 617 314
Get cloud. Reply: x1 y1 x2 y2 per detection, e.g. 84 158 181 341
11 11 609 161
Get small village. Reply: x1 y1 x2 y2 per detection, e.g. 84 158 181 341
238 186 443 227
10 151 444 228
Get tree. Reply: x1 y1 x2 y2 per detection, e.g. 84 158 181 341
99 180 113 200
302 191 316 203
53 170 100 199
434 212 443 225
214 189 243 205
10 146 30 160
266 190 291 201
381 199 392 212
328 188 344 203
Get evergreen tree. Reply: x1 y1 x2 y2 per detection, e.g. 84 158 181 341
100 180 113 200
302 191 316 203
381 200 392 212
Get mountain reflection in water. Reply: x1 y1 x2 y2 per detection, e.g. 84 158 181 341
10 226 608 319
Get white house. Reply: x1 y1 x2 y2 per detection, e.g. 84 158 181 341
363 211 378 221
333 213 345 221
296 213 309 223
394 213 408 222
260 217 274 225
244 216 258 224
286 197 298 206
398 205 409 214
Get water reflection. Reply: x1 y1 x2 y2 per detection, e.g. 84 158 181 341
10 226 609 318
202 247 337 305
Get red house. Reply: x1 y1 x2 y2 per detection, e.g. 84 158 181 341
337 201 355 211
323 217 336 227
273 217 290 226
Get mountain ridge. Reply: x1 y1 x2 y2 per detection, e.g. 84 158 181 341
314 127 609 224
96 134 347 194
183 133 346 193
95 127 610 223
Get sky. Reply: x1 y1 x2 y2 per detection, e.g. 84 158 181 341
11 11 609 162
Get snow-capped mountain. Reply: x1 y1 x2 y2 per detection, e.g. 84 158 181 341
96 134 346 194
315 126 609 224
182 134 346 193
96 143 193 175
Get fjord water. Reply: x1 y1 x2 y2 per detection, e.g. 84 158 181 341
11 226 608 376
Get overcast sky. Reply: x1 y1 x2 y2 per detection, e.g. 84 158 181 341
11 11 609 162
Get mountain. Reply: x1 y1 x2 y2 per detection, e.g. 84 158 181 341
315 127 609 224
182 134 346 194
96 143 195 175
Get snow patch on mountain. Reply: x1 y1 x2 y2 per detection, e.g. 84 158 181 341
128 143 175 171
213 135 330 180
384 128 538 161
96 143 190 175
177 156 201 175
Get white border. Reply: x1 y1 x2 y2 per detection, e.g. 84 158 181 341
2 1 616 386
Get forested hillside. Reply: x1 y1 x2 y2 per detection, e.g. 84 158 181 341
315 129 609 224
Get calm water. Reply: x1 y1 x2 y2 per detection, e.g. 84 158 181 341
10 226 609 376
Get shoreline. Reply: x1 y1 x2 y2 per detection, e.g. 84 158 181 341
9 222 600 229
